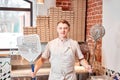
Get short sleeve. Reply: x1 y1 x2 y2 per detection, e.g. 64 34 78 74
75 41 84 59
41 43 50 59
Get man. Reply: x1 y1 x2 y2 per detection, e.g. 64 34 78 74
31 19 92 80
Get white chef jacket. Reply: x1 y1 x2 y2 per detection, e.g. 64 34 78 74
41 38 84 80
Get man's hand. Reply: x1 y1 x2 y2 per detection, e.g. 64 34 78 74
31 72 36 78
85 65 92 73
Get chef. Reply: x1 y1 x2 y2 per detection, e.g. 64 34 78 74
31 19 92 80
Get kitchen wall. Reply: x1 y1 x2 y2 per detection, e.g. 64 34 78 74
102 0 120 73
85 0 103 75
86 0 102 62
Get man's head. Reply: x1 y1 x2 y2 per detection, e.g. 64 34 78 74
56 20 70 39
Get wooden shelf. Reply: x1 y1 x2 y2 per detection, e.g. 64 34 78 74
0 54 10 57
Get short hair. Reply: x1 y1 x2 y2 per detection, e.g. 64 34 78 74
57 19 70 27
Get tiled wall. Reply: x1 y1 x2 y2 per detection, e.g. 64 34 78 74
104 68 120 80
0 57 11 80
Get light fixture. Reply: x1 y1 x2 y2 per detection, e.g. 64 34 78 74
37 0 44 4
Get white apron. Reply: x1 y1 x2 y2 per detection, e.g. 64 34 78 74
48 40 77 80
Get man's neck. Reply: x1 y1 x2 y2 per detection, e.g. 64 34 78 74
58 37 68 42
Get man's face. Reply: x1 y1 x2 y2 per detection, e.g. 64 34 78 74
57 23 70 38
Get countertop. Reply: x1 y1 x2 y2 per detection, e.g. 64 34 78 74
11 66 88 77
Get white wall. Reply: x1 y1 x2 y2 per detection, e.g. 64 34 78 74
102 0 120 72
31 0 56 26
36 0 56 16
